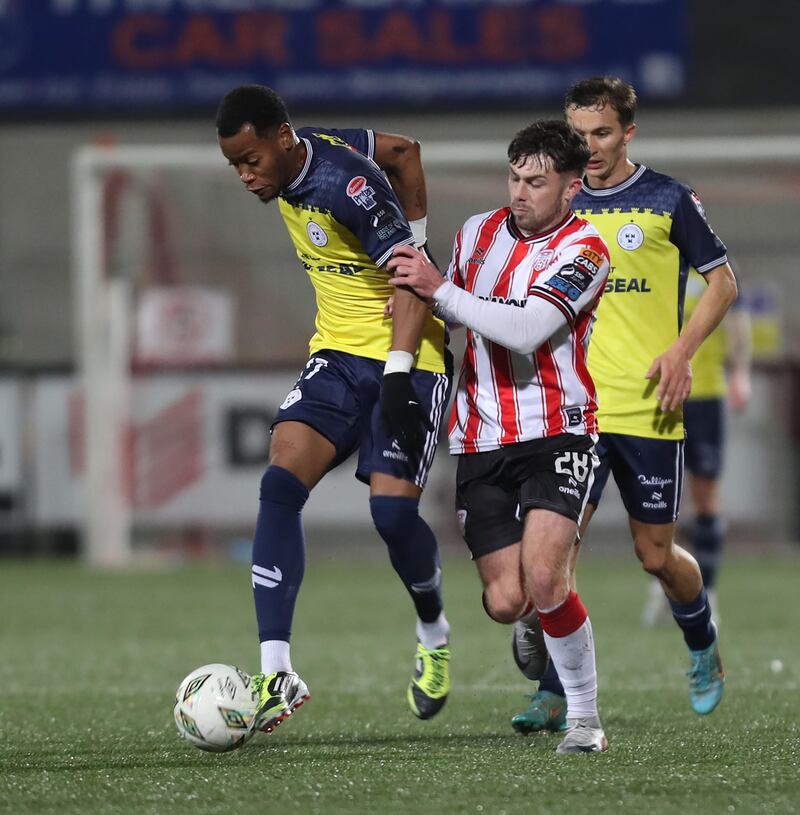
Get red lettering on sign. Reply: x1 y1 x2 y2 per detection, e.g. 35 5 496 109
536 7 587 62
113 12 290 69
112 14 169 70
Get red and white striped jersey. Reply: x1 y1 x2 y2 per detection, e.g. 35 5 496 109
446 207 610 454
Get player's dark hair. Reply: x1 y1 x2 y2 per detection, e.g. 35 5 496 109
507 120 590 177
564 76 637 128
216 85 291 138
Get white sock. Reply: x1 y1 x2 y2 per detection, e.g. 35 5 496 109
543 617 598 719
416 612 450 649
260 639 292 675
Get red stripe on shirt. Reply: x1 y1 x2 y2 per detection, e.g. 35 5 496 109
465 209 508 293
536 340 565 436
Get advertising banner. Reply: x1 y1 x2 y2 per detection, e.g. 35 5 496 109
0 1 687 113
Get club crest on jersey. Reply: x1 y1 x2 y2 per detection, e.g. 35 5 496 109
532 249 555 271
306 221 328 247
617 223 644 251
346 175 377 210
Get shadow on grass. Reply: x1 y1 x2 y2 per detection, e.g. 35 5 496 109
2 730 556 773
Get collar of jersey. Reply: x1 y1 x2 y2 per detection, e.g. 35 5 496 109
506 210 576 243
580 163 647 197
284 138 313 193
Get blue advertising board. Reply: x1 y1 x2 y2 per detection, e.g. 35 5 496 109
0 1 687 113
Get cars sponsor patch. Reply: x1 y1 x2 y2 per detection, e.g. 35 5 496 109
346 175 377 210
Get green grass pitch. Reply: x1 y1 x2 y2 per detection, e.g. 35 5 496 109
1 547 798 814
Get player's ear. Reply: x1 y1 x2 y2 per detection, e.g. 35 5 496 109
277 122 296 150
564 175 582 204
623 122 637 146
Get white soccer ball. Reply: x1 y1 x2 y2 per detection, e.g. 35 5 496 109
173 663 259 752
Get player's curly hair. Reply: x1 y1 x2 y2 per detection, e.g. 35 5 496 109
507 120 590 177
564 76 637 128
216 85 291 138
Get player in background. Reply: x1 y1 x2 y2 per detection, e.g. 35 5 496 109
642 269 752 625
512 77 738 735
389 121 611 754
216 85 453 734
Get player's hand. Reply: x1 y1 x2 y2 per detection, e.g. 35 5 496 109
386 245 443 304
645 343 692 412
380 372 434 456
384 296 395 317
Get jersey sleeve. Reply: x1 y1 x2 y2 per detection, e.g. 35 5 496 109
670 186 728 274
528 240 610 323
329 161 413 268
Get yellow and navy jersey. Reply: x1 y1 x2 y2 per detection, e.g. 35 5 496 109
278 126 446 374
573 165 727 439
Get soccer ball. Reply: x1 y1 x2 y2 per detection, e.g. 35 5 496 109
173 663 259 752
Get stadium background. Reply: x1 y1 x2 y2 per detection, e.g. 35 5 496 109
0 0 797 556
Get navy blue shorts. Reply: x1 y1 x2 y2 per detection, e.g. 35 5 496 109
588 433 684 524
274 349 452 488
683 398 725 478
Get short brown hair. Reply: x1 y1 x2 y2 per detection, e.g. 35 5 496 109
564 76 637 128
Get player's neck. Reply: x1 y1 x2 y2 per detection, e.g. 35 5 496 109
587 158 636 190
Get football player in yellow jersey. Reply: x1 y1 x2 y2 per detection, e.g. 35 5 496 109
512 77 738 733
216 85 452 735
642 270 752 625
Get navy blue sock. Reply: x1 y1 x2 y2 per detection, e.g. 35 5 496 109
252 466 309 643
370 496 443 623
691 513 725 588
670 588 715 651
538 656 566 697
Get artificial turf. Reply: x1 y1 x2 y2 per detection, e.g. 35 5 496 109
1 547 798 814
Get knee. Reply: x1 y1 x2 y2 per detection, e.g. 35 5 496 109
259 465 310 508
634 536 671 577
525 563 562 608
482 581 526 624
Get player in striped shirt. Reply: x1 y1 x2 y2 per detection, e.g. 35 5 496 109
389 121 611 754
512 77 738 734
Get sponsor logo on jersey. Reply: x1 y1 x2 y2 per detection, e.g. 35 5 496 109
637 475 674 487
559 485 581 498
547 262 593 301
370 208 405 241
565 406 583 426
617 223 645 250
346 175 377 210
574 248 603 276
690 190 707 219
477 294 526 307
306 220 328 247
383 438 409 463
604 277 652 293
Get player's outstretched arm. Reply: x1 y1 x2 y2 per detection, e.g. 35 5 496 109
646 262 738 412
